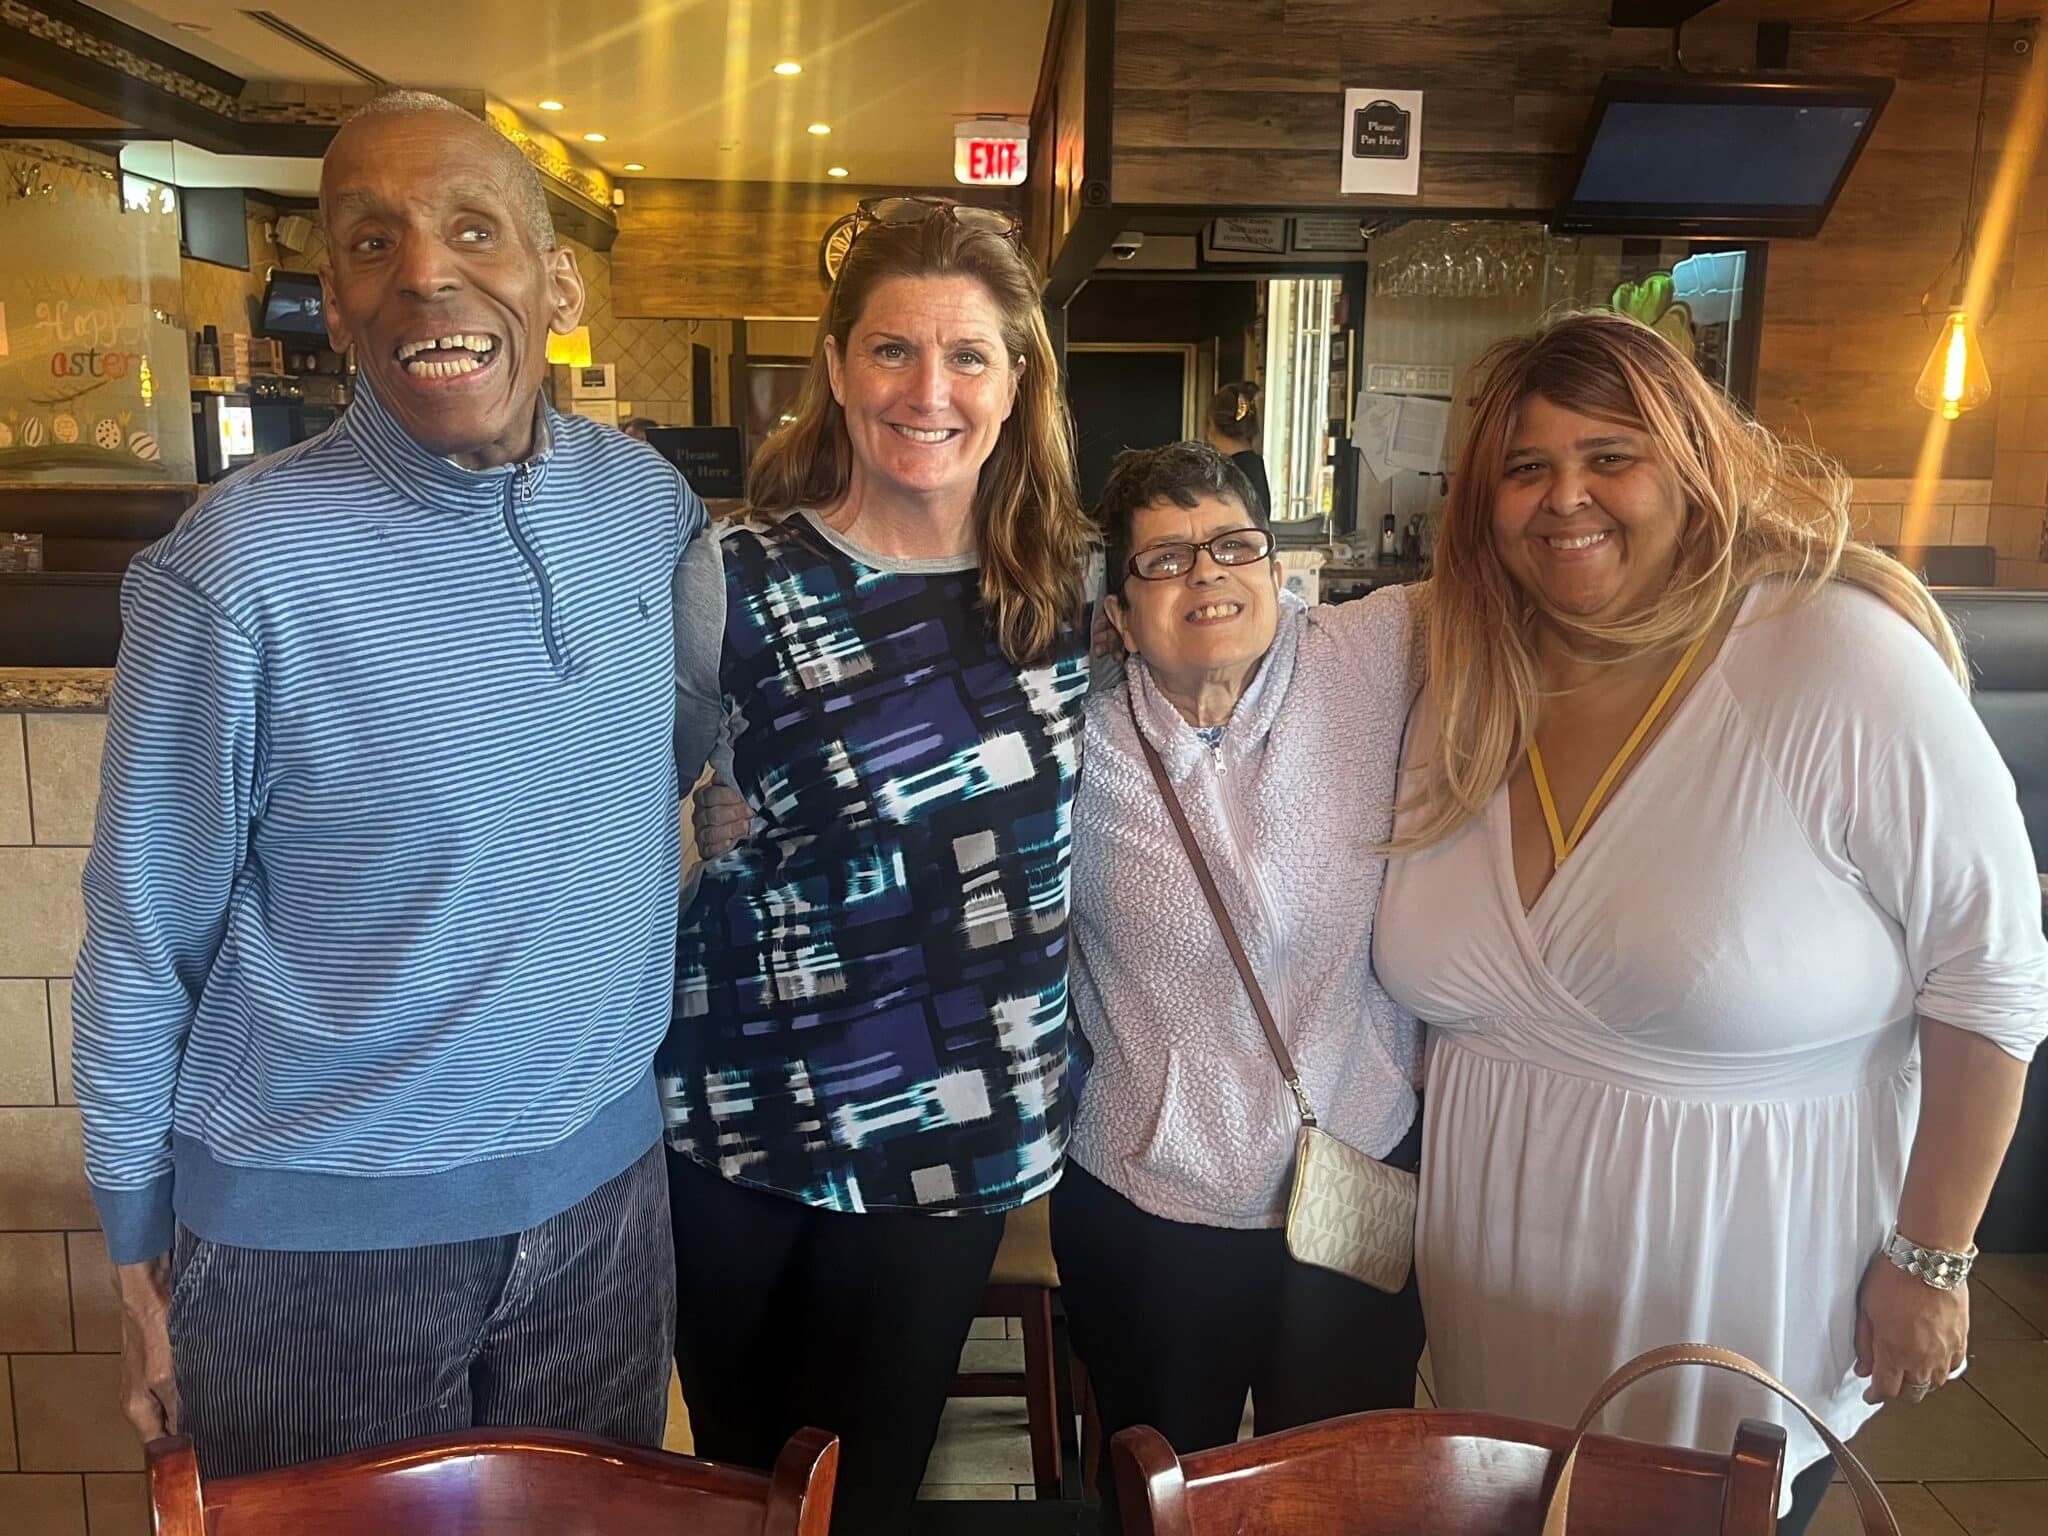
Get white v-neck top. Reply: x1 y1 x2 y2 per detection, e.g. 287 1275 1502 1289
1376 580 2048 1500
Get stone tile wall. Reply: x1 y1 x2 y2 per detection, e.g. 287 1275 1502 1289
567 235 734 429
1849 478 1994 551
1989 144 2048 591
0 709 144 1536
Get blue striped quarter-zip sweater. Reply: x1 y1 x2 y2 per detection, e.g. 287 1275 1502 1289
73 380 706 1264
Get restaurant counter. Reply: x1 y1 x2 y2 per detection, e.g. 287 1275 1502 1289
0 667 113 712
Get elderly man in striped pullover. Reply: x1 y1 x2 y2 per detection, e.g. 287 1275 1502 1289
71 92 717 1479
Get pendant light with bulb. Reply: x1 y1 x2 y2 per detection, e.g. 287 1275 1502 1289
1915 0 1998 421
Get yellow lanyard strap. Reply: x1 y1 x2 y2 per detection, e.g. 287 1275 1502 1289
1528 633 1709 871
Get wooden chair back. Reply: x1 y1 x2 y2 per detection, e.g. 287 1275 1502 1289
146 1425 839 1536
1112 1407 1784 1536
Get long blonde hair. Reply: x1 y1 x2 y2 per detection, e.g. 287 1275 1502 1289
746 215 1090 668
1397 309 1966 854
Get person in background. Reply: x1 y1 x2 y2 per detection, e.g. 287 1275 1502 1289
72 91 717 1478
621 415 660 442
1376 311 2048 1534
1204 381 1271 519
1055 442 1423 1533
658 197 1093 1535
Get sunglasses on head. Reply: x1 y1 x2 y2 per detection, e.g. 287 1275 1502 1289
851 196 1022 246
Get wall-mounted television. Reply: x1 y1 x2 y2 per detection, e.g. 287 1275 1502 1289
180 186 249 270
1555 72 1894 238
259 270 328 342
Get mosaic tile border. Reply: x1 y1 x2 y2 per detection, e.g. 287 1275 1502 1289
2 0 240 118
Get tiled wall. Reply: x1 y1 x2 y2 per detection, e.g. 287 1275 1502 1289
1847 478 1993 550
0 710 146 1536
1989 145 2048 591
566 236 734 429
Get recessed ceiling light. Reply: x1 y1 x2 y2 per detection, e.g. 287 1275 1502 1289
538 100 564 112
827 166 848 178
583 132 607 143
807 123 831 136
623 162 645 172
173 20 211 31
773 61 803 76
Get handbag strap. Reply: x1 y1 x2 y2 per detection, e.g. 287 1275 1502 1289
1125 687 1318 1128
1540 1343 1899 1536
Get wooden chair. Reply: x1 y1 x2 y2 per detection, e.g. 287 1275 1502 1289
1112 1407 1785 1536
950 1194 1093 1499
146 1424 839 1536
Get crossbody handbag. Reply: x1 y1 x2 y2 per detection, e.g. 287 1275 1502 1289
1127 690 1418 1292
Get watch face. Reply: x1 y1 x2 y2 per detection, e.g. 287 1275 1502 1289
820 213 859 288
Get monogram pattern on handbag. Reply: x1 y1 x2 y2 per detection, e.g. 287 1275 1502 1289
1285 1123 1417 1293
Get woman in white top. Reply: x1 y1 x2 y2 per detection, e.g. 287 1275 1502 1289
1375 311 2048 1534
1055 442 1422 1532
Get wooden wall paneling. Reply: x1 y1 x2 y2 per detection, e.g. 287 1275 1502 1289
612 183 849 318
0 77 132 130
1055 0 1093 264
1101 0 2030 476
1109 0 1756 209
611 180 1021 321
1025 0 1121 302
1753 25 2030 477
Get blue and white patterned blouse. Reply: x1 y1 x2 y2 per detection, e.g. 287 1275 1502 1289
657 513 1089 1214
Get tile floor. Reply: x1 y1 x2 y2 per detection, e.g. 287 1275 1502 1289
778 1254 2048 1529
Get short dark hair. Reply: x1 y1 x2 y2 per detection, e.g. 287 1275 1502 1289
1098 441 1266 595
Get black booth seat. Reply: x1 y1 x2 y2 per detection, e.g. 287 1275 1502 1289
1936 588 2048 1252
1939 589 2048 872
0 572 125 668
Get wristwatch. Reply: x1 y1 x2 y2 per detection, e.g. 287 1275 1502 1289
1881 1226 1978 1291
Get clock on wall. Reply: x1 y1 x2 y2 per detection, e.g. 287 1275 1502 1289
819 212 859 288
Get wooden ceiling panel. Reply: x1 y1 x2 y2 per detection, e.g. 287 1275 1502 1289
0 75 135 131
1701 0 2042 21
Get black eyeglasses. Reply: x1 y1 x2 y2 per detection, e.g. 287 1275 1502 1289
853 196 1021 245
1126 527 1275 582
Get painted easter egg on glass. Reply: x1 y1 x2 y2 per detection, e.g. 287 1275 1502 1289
22 418 45 448
94 418 122 449
53 414 79 444
129 431 160 461
0 422 13 449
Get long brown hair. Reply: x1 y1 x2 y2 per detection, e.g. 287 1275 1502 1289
746 215 1089 668
1398 308 1967 853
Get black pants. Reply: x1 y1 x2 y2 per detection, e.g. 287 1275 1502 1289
169 1142 675 1480
667 1148 1005 1536
1052 1123 1426 1533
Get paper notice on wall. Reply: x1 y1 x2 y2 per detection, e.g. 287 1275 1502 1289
1341 88 1423 197
1353 391 1449 479
1352 392 1401 481
1387 394 1448 471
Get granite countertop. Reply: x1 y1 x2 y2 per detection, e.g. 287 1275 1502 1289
0 668 113 710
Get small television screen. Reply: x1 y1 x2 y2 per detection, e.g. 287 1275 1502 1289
1556 72 1893 238
180 186 249 270
259 271 328 341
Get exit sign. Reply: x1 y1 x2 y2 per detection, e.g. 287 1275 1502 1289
954 121 1028 186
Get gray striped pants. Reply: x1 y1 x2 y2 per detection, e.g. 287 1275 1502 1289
167 1141 675 1480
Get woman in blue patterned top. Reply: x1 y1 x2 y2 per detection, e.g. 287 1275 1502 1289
657 200 1093 1533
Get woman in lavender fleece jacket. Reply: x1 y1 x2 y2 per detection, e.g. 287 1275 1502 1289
1052 441 1423 1526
